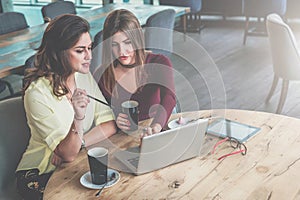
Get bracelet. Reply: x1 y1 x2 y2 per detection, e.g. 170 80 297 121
74 114 85 120
71 128 85 149
80 137 86 150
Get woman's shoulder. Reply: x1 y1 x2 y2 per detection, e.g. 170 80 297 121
26 77 51 92
145 52 172 68
24 77 54 102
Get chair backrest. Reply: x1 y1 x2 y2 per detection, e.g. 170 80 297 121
102 0 114 5
93 30 103 49
23 55 36 87
244 0 287 17
144 9 176 56
0 97 30 199
91 30 103 80
0 79 14 100
143 0 153 4
0 12 28 35
266 13 300 80
41 1 76 23
159 0 202 13
24 55 35 71
0 80 6 93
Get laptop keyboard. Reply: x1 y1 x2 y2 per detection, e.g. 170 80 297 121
128 156 139 168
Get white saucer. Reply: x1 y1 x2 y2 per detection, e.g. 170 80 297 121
80 168 120 190
168 117 190 129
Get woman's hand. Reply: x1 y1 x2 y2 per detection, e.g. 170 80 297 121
51 151 63 166
140 123 162 138
116 113 130 131
151 123 162 133
72 89 90 120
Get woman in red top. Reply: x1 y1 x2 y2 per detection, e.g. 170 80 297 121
98 9 176 134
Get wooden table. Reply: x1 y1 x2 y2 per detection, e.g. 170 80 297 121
0 3 190 78
44 109 300 199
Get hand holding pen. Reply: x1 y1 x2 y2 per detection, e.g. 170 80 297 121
72 89 90 120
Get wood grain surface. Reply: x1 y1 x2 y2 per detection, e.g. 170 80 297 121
44 109 300 200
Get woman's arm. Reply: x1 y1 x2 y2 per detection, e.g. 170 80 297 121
53 88 90 162
150 55 176 131
54 120 84 162
83 120 117 147
151 87 176 131
54 119 117 162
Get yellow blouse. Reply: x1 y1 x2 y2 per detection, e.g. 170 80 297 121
17 72 114 174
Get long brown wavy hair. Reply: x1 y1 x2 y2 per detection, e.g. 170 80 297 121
23 14 90 97
101 9 147 97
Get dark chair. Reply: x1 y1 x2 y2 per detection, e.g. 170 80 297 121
102 0 113 6
144 9 176 56
0 12 28 100
24 55 35 70
144 9 180 113
0 12 28 35
41 1 76 23
0 79 14 99
93 30 103 49
201 0 244 17
243 0 287 45
159 0 202 33
0 74 24 100
0 97 30 199
143 0 153 4
23 55 35 87
91 30 103 81
0 80 5 93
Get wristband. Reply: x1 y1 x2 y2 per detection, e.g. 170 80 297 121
71 128 85 149
80 138 86 150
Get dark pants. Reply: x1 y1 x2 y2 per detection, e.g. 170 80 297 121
16 169 53 200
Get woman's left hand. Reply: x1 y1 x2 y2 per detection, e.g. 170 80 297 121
51 151 63 166
151 123 162 133
140 123 162 138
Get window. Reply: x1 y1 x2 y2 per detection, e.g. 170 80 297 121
12 0 145 6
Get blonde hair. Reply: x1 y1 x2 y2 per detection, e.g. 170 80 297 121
101 9 147 96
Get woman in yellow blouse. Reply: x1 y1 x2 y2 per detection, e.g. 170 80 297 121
16 14 116 200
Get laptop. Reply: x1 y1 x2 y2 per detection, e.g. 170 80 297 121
113 118 208 175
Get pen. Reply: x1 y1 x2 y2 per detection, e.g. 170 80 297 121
87 95 111 108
